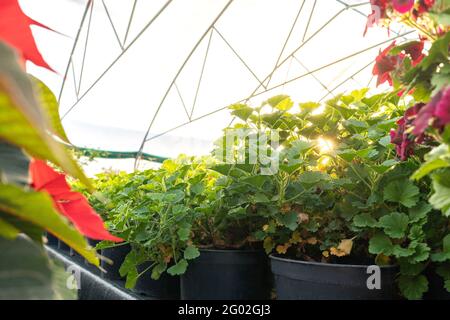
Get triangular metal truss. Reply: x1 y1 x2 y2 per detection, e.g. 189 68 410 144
57 0 416 165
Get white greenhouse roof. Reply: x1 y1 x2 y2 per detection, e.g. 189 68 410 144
23 0 418 171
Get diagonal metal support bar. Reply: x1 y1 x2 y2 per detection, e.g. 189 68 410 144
318 59 374 102
144 30 413 143
134 1 235 166
246 2 370 102
293 55 334 97
123 0 138 46
101 0 124 50
213 26 266 89
190 29 214 119
70 59 79 100
77 1 94 97
57 0 93 104
62 0 174 120
302 0 317 42
174 82 191 121
266 0 306 87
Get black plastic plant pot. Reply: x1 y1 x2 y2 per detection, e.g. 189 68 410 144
270 255 399 300
180 249 271 300
100 244 131 281
132 261 180 299
45 232 58 247
57 239 71 252
69 248 84 263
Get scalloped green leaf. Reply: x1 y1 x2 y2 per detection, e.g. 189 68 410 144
378 212 409 239
383 180 419 208
398 275 428 300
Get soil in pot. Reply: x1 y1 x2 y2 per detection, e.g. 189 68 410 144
270 255 399 300
181 249 271 300
132 261 180 299
100 244 131 281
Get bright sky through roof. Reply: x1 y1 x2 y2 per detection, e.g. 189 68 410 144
21 0 417 173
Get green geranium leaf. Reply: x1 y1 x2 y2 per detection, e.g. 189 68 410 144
151 263 167 280
230 104 253 121
393 245 415 257
273 97 294 111
383 180 419 208
279 212 298 231
399 259 426 276
445 280 450 292
298 171 328 185
177 223 191 241
353 212 378 228
398 275 428 300
410 243 430 263
267 95 290 108
429 180 450 217
431 234 450 262
408 202 432 223
369 233 393 255
184 246 200 260
124 267 139 289
167 259 188 275
378 212 409 239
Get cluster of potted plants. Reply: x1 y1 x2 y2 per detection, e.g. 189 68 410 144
74 86 447 300
68 0 450 301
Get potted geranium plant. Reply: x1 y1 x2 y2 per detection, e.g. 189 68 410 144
256 90 442 300
182 95 332 300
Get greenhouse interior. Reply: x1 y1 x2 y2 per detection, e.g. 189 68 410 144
0 0 449 303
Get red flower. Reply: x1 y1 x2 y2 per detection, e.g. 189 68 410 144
391 103 424 160
404 40 425 65
392 0 415 13
413 87 450 136
417 0 435 13
0 0 54 71
30 159 122 242
373 42 400 86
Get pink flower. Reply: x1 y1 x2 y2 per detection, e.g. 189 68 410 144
413 92 441 136
413 87 450 136
434 87 450 127
392 0 415 13
365 0 389 35
391 103 425 160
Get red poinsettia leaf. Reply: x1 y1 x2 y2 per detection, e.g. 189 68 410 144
30 159 122 242
57 197 123 242
0 0 54 71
